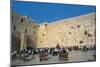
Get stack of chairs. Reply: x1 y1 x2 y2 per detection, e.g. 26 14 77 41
39 50 48 61
59 49 68 61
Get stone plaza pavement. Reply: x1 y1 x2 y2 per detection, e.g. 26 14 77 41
11 50 96 66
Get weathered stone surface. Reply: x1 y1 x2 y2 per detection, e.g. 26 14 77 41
37 13 96 48
11 12 96 49
11 12 39 51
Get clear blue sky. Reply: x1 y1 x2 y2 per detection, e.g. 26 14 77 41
12 1 96 24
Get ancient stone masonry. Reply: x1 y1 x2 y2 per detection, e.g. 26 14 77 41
11 12 96 50
11 12 39 51
37 13 96 48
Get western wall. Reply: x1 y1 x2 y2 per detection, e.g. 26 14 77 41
11 12 96 50
37 13 96 48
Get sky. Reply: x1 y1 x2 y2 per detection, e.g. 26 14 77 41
12 1 96 24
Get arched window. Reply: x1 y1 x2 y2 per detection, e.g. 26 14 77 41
20 18 24 23
25 28 27 33
13 25 16 31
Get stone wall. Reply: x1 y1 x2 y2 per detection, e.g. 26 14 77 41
11 12 96 49
37 13 96 48
11 12 39 51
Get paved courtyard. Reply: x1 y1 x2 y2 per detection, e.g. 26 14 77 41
11 50 96 66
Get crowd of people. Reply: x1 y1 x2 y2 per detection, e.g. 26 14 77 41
11 45 96 61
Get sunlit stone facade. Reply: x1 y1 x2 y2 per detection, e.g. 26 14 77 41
11 12 39 51
37 13 96 48
11 12 96 49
